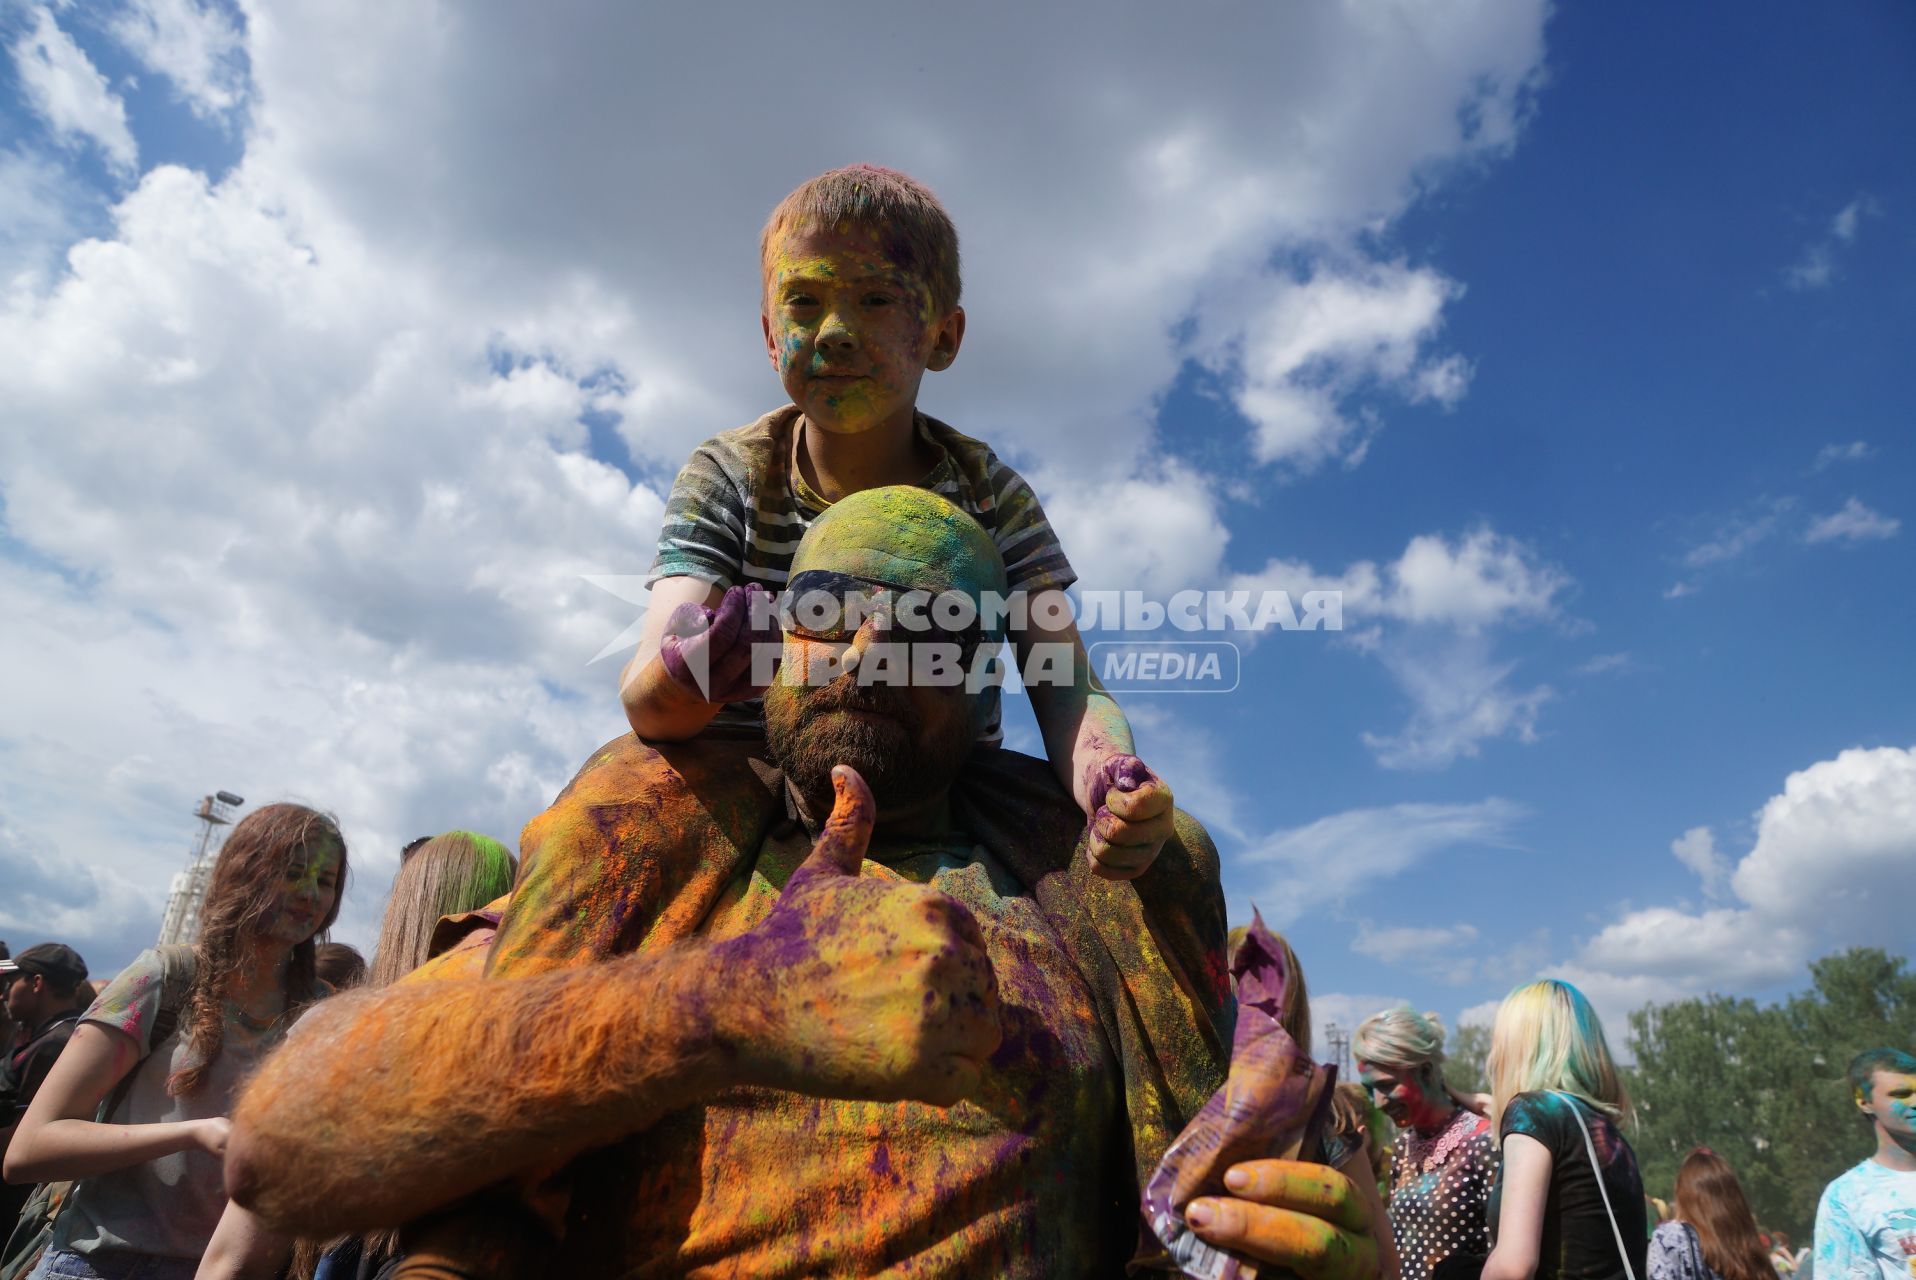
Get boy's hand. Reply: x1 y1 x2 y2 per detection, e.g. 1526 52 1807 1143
658 583 781 704
1082 753 1174 881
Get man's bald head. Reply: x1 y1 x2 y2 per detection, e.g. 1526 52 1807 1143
791 485 1008 620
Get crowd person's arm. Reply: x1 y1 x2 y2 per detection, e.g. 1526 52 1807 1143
1480 1133 1552 1280
1016 587 1176 880
3 1022 228 1184
227 766 1001 1238
195 1202 291 1280
1185 1159 1384 1280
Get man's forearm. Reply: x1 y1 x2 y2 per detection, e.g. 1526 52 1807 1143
227 942 737 1236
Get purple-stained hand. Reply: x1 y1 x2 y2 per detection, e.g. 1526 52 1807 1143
1081 753 1176 881
716 765 1002 1107
658 582 782 704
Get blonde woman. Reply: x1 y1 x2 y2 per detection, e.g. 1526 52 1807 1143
1355 1007 1497 1280
1481 980 1645 1280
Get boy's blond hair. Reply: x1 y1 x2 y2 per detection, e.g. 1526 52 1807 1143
760 164 962 316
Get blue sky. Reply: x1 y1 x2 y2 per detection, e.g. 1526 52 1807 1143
2 0 1910 1056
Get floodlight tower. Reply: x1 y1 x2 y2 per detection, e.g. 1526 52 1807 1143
1325 1022 1352 1080
157 790 244 946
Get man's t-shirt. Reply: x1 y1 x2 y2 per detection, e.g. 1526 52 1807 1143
0 1007 84 1222
1815 1159 1916 1280
604 824 1126 1278
1489 1092 1647 1280
54 950 296 1261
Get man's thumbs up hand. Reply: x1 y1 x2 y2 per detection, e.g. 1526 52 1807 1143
717 764 1002 1107
784 765 875 889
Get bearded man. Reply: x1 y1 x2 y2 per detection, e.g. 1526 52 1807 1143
227 487 1376 1279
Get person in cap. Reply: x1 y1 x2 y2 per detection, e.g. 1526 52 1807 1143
0 943 91 1221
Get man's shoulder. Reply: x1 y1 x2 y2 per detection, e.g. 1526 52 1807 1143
518 733 778 869
545 732 772 808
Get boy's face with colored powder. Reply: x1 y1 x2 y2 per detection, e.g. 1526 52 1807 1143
761 220 964 437
1861 1070 1916 1149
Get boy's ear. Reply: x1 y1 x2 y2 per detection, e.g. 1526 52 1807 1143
926 306 966 372
761 312 780 370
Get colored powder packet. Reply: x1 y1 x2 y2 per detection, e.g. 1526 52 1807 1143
1136 910 1337 1279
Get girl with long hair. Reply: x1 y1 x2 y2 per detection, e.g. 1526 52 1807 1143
1480 980 1646 1280
1354 1005 1498 1280
1648 1149 1774 1280
366 831 515 989
6 804 347 1280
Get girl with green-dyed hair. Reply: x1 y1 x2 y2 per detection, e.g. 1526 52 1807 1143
368 831 516 988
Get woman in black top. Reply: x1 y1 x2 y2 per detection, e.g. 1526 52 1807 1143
1481 980 1647 1280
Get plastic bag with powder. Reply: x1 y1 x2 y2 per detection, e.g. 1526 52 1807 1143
1137 910 1337 1279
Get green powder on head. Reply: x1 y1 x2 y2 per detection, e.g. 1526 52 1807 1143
791 485 1007 604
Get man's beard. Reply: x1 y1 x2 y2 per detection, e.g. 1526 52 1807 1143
764 673 974 818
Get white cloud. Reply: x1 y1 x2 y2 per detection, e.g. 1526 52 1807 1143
1806 498 1900 545
1731 745 1916 940
1576 652 1632 676
1670 825 1730 898
1385 528 1566 632
0 147 94 289
1576 906 1805 991
1458 999 1502 1028
1683 506 1786 569
1234 797 1524 924
1309 992 1409 1068
1545 745 1916 1039
1353 921 1482 965
1784 196 1880 291
9 5 139 175
108 0 248 119
1234 528 1568 768
1044 462 1230 598
1812 441 1873 471
1196 260 1470 470
1362 633 1554 770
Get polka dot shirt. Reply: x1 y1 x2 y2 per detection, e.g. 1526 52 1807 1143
1388 1109 1498 1280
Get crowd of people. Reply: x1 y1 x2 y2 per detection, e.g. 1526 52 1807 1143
3 164 1911 1279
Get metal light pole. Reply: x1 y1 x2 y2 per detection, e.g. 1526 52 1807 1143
1325 1021 1352 1080
157 790 244 946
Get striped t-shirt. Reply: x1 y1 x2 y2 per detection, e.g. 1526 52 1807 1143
648 407 1075 744
648 405 1076 596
